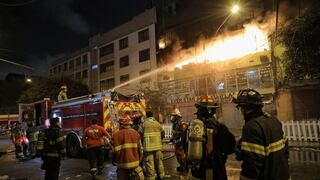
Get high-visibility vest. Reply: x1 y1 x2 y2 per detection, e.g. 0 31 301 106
142 117 163 152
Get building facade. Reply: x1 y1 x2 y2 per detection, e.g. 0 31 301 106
49 8 158 95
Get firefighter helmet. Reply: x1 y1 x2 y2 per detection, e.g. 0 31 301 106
118 114 132 125
171 108 182 117
233 88 263 107
60 85 67 90
195 96 218 108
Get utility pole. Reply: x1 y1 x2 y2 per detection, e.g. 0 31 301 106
271 0 279 90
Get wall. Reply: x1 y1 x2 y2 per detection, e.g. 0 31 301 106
276 90 294 121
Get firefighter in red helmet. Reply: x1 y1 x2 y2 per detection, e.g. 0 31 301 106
111 114 144 180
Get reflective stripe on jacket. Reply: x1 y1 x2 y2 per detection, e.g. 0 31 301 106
112 128 142 169
142 117 164 152
240 113 290 180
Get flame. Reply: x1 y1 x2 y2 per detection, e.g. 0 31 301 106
175 25 270 68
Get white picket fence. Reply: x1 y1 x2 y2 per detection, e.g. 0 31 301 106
282 120 320 142
164 120 320 142
162 123 173 141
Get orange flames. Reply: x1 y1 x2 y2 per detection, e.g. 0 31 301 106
175 25 270 68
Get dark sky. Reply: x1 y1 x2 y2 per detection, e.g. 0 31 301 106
0 0 148 79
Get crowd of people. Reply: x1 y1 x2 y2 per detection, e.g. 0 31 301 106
9 88 290 180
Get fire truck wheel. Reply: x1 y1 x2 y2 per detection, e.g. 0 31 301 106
67 134 81 158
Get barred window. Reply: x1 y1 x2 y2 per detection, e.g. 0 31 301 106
82 69 88 79
120 74 130 84
75 72 81 79
139 49 150 62
100 43 114 57
63 63 67 71
120 56 129 68
119 37 128 50
138 29 149 43
82 54 88 65
69 60 74 70
76 57 81 66
100 61 114 74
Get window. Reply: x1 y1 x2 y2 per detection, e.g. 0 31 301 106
246 70 260 89
69 74 74 79
100 61 114 74
82 69 88 79
49 69 53 75
100 43 114 57
138 29 149 43
120 56 129 68
53 67 57 74
82 54 88 65
119 37 128 50
69 60 74 70
58 65 61 72
75 72 81 79
100 78 115 91
63 63 67 71
76 57 81 66
120 74 130 84
139 49 150 62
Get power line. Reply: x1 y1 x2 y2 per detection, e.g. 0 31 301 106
0 0 36 6
0 58 33 70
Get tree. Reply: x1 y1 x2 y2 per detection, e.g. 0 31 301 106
18 77 90 103
279 9 320 81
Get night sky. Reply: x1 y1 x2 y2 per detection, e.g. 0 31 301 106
0 0 148 79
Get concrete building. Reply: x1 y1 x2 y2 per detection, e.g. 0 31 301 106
49 8 158 95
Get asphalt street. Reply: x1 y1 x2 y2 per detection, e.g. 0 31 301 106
1 135 320 180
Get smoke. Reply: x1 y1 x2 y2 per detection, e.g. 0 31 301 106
27 53 65 76
42 0 90 34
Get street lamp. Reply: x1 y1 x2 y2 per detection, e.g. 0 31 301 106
231 5 239 14
26 78 32 83
215 4 240 36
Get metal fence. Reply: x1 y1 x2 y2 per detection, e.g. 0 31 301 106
282 120 320 142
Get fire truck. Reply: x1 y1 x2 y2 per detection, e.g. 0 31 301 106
19 91 146 157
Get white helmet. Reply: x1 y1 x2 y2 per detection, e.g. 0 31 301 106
171 108 182 117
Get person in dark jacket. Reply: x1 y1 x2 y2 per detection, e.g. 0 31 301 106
41 117 66 180
189 96 236 180
233 88 290 180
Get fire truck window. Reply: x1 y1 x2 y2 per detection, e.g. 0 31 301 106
35 103 42 126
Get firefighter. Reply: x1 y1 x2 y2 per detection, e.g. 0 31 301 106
142 111 165 180
83 119 111 177
58 85 68 102
41 117 66 180
111 114 144 180
131 111 143 138
233 88 290 180
170 108 188 172
26 120 39 158
11 122 24 159
187 96 236 180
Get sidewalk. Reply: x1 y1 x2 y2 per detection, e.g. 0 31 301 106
0 135 15 154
